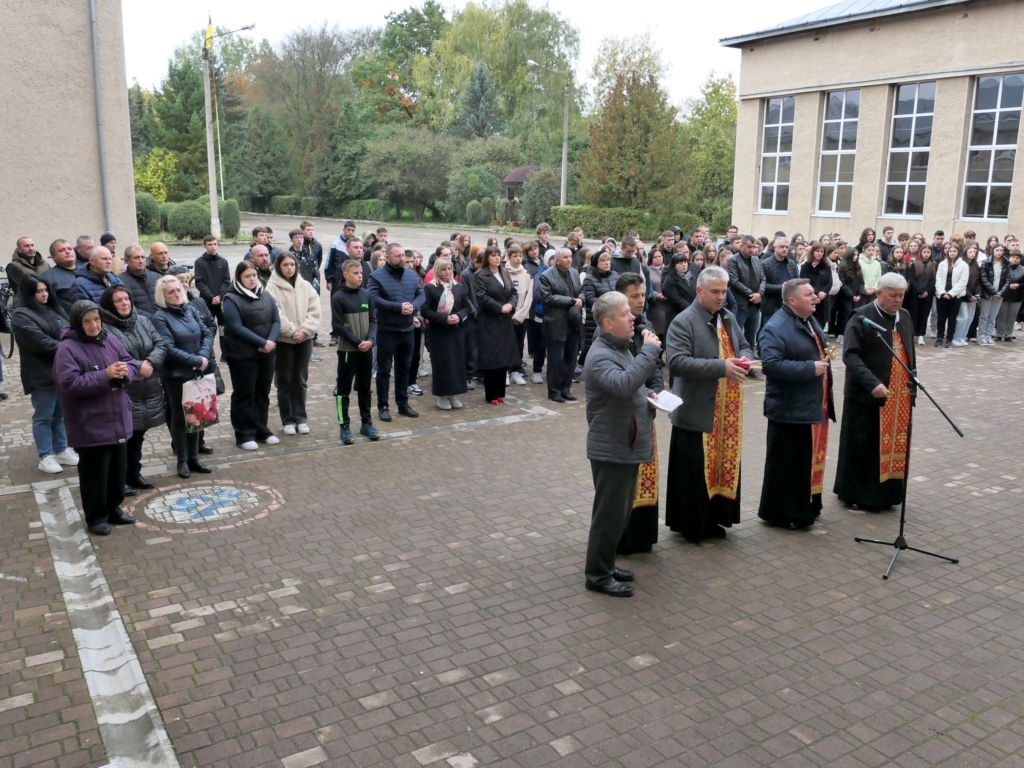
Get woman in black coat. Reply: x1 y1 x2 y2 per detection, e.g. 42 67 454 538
99 285 167 492
906 246 936 343
11 273 76 474
151 274 215 479
422 257 471 410
473 245 520 403
578 251 617 369
800 242 833 330
834 247 863 341
662 252 695 327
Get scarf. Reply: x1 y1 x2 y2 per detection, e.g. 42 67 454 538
232 278 263 300
438 282 455 314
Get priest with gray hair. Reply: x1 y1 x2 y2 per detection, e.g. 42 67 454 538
582 291 661 597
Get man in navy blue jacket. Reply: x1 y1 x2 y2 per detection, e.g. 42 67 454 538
367 243 425 421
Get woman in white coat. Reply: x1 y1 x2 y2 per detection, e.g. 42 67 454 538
266 252 322 433
934 242 968 348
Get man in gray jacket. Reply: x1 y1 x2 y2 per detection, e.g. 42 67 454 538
583 291 661 597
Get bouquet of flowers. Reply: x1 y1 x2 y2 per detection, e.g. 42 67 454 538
181 373 219 433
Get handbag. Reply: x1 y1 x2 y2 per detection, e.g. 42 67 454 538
181 373 219 433
829 265 842 296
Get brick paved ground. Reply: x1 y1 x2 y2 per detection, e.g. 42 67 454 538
4 245 1024 765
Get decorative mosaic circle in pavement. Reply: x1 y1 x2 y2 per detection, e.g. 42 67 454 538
128 482 284 533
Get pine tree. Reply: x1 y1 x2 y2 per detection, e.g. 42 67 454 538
329 100 370 205
451 62 504 139
302 103 340 207
128 82 153 156
236 107 293 211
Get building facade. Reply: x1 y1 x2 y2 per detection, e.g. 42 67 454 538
723 0 1024 241
0 0 136 266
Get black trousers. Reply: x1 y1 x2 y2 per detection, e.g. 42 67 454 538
511 322 527 374
275 339 313 425
463 318 479 380
77 444 127 526
527 321 546 372
546 331 579 397
908 294 932 337
226 355 276 443
585 460 640 587
337 348 373 427
376 330 414 410
409 325 423 383
482 368 507 401
936 296 962 342
164 379 199 462
126 430 147 482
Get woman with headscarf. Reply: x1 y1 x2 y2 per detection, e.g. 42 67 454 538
221 260 282 449
474 245 520 404
53 301 138 535
11 273 76 474
578 250 618 376
422 256 470 410
266 251 321 435
99 285 167 494
152 274 215 478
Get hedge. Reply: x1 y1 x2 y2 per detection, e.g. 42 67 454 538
159 202 179 233
167 200 210 241
466 200 484 226
221 199 241 238
551 206 647 240
270 195 301 215
481 197 495 223
496 198 509 225
196 194 211 207
135 193 160 235
346 199 396 221
299 196 319 217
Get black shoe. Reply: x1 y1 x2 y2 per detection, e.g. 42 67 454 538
549 393 565 403
562 393 578 402
585 578 634 597
611 567 634 582
123 486 138 497
785 522 799 531
944 340 952 348
198 443 214 455
109 509 135 525
934 339 943 347
378 408 392 422
88 523 112 536
0 392 8 401
127 476 155 490
188 459 212 474
748 370 764 380
313 338 325 347
329 337 338 347
340 426 355 445
398 405 419 418
360 423 380 440
177 461 190 479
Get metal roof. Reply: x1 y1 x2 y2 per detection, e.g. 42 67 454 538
720 0 970 48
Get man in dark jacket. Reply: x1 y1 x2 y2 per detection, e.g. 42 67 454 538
583 291 661 597
326 221 357 292
609 236 650 284
757 279 835 529
367 243 425 421
73 235 93 267
193 235 231 326
120 246 159 317
332 259 379 444
7 237 49 293
146 242 176 276
43 239 79 313
537 248 582 402
69 247 122 304
726 235 766 362
760 237 800 325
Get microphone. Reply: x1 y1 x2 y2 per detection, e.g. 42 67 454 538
861 316 890 334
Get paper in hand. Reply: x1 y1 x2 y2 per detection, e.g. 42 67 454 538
648 391 682 413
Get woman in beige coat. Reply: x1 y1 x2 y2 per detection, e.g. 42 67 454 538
505 244 533 386
266 252 322 434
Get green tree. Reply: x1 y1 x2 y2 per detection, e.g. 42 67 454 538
361 126 454 219
679 73 738 222
455 135 526 180
329 100 370 206
236 107 293 210
302 103 340 208
446 165 501 219
521 167 560 226
451 62 504 139
128 81 153 156
133 148 178 203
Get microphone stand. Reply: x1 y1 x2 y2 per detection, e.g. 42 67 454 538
853 319 962 579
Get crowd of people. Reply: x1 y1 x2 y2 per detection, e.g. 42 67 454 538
2 218 1021 541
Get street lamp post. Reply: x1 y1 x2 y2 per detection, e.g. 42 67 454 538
203 24 254 237
527 60 570 208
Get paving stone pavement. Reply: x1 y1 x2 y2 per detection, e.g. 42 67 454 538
4 315 1024 766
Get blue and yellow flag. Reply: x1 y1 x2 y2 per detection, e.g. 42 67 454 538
204 14 214 50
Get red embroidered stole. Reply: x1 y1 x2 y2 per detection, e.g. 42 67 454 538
703 320 743 500
632 425 659 508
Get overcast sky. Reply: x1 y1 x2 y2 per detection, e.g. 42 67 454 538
122 0 830 107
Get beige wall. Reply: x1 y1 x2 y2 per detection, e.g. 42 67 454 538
0 0 136 268
730 0 1024 241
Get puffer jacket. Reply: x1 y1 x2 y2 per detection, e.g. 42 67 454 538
119 267 160 317
583 332 659 464
5 250 49 293
11 287 68 394
101 309 168 431
151 302 215 381
580 267 618 349
265 271 322 344
367 263 426 332
69 266 122 304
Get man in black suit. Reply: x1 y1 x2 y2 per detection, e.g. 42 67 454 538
834 272 916 510
537 248 582 402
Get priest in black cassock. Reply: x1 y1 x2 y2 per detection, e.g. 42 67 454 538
834 272 916 510
757 279 835 529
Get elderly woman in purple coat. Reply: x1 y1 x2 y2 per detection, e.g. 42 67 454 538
53 301 139 536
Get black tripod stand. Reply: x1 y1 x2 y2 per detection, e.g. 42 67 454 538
853 321 963 579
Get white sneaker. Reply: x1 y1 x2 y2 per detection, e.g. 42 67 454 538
239 441 259 451
449 396 463 409
510 372 526 386
917 336 925 345
263 435 280 446
418 366 430 378
952 339 968 347
836 335 844 345
283 424 297 436
531 373 543 384
437 396 452 410
297 423 310 434
505 373 510 386
38 454 63 474
54 448 79 466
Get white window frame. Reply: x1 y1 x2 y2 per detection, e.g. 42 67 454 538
883 81 935 218
816 89 860 215
962 73 1022 220
758 96 795 213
